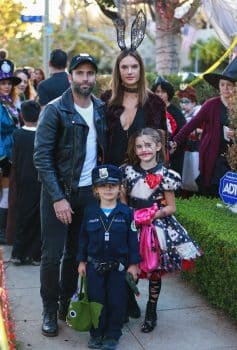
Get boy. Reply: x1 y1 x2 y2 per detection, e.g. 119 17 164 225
78 164 140 350
11 100 41 265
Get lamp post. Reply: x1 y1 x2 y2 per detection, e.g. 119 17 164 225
43 0 50 78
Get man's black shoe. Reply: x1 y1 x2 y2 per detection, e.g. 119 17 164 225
41 312 58 337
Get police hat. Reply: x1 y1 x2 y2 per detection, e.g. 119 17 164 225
92 165 122 186
0 60 21 86
69 53 97 73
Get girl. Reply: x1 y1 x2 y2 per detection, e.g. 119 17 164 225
176 86 202 194
151 76 186 176
122 127 202 333
77 164 140 350
0 59 21 244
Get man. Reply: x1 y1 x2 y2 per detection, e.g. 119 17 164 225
34 53 107 337
37 48 69 108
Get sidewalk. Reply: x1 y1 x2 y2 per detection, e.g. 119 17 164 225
2 244 237 350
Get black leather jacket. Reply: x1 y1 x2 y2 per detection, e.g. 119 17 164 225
34 88 107 202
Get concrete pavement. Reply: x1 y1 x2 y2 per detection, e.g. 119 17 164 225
2 244 237 350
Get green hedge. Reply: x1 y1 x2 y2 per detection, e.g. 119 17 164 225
176 197 237 320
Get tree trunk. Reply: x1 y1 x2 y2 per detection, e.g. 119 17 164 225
155 29 181 74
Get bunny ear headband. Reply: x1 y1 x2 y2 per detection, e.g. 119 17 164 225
114 10 146 51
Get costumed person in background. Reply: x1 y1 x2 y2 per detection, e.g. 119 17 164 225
6 68 36 244
78 164 140 350
121 127 202 333
37 49 69 109
172 57 237 197
14 68 37 113
100 10 167 321
176 86 202 196
0 59 21 244
11 100 41 265
151 76 186 177
32 68 45 92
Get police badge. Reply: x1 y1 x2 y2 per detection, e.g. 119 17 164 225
99 168 109 179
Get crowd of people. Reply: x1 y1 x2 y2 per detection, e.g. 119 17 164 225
0 9 236 350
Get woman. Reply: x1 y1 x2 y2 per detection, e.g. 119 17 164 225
172 57 237 197
176 86 202 194
151 76 186 176
14 68 36 111
101 50 167 166
101 10 167 322
32 68 45 91
0 59 21 244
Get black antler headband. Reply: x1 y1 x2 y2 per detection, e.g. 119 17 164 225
114 10 146 51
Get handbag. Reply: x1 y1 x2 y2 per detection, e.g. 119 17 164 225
139 224 160 273
66 276 103 332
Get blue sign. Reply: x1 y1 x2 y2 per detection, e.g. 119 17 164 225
219 171 237 205
21 15 43 23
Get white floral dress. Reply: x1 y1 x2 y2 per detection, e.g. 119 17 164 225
122 162 202 273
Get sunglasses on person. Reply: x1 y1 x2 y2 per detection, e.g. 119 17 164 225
180 98 191 104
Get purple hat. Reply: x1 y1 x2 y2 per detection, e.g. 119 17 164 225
0 60 21 86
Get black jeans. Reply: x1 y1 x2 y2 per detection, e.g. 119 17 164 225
40 185 95 313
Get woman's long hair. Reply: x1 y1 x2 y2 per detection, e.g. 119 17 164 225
14 69 36 100
109 50 148 107
126 127 162 166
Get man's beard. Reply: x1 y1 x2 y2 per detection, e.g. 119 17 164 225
71 81 95 97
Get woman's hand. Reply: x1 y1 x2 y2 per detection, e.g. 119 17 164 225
78 262 86 276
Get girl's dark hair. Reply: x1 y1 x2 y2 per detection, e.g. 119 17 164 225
151 80 175 101
126 127 162 165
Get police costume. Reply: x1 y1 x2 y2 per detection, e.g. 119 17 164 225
77 165 140 341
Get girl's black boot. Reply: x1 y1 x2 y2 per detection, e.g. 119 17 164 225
141 301 157 333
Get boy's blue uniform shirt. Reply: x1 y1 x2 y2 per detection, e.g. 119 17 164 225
77 202 140 266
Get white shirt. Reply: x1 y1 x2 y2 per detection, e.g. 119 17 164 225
74 102 97 186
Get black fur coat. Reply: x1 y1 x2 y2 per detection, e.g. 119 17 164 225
100 90 167 134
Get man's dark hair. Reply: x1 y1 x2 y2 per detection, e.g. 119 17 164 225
50 49 67 69
21 100 41 123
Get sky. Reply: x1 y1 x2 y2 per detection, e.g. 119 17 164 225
19 0 62 23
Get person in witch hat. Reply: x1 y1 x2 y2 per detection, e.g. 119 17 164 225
171 57 237 197
151 76 186 177
0 59 21 244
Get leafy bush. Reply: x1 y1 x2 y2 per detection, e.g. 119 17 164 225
176 196 237 320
